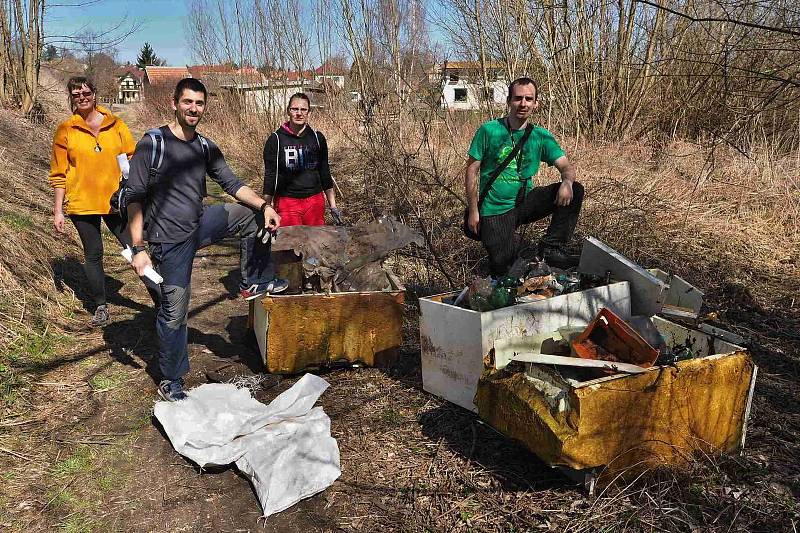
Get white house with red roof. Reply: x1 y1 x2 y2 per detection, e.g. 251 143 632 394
314 63 348 88
116 64 144 103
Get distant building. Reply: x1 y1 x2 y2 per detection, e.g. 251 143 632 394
115 64 143 103
430 60 507 110
314 63 348 88
142 66 191 98
220 67 341 113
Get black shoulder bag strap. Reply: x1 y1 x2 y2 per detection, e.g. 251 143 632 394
463 121 533 241
477 120 533 210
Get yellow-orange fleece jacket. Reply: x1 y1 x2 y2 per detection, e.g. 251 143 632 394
49 106 135 215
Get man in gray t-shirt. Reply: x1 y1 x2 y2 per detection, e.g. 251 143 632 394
127 78 288 402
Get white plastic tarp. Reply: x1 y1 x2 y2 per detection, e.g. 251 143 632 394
153 373 341 517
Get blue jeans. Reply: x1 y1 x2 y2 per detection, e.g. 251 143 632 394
149 203 275 381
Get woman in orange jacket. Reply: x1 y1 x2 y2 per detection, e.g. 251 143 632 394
50 76 158 326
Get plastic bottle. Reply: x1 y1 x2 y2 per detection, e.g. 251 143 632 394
467 276 494 311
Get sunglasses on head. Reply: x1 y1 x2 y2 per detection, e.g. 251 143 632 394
71 90 94 98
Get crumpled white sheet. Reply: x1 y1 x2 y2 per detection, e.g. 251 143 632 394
153 373 341 517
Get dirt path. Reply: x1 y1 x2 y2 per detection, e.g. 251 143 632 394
3 234 582 532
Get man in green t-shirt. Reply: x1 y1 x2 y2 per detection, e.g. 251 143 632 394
465 77 584 275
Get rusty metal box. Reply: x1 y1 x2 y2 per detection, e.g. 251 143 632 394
249 291 405 374
419 282 632 412
475 317 756 490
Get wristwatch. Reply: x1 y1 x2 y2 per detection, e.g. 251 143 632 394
131 245 147 255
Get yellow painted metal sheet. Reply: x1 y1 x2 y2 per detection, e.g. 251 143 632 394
258 291 404 374
475 352 755 480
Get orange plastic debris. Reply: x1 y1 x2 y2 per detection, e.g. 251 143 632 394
572 308 659 368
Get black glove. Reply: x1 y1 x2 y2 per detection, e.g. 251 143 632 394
329 207 344 226
255 203 275 244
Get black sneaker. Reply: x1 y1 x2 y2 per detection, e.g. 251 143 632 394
239 278 290 300
90 304 109 327
541 247 580 269
157 379 188 402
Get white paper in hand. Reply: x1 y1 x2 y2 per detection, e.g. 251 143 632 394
121 246 163 284
116 153 130 178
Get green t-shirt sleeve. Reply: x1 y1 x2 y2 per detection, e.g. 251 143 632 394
467 126 487 161
539 128 566 165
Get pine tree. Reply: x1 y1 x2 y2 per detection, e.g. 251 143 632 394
136 42 166 68
42 44 58 61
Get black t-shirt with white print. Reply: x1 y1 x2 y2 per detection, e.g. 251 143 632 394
262 123 333 198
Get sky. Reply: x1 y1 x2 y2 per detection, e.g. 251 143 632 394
46 0 193 66
44 0 452 68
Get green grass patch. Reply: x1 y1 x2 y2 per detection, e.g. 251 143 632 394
96 474 115 491
7 328 71 367
379 408 405 426
61 512 95 533
206 181 226 204
0 364 28 405
47 488 77 509
127 411 152 431
88 372 126 391
0 212 34 230
52 446 93 478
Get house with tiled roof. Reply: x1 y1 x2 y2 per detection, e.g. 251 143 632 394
219 72 326 114
314 62 348 88
143 66 191 98
187 64 235 78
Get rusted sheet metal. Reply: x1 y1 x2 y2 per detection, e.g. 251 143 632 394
252 291 404 373
475 351 756 482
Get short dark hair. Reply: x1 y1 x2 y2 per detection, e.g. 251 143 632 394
67 76 96 94
507 77 538 100
287 92 311 111
173 78 208 103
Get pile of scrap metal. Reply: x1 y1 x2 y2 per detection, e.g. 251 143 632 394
420 236 756 492
271 215 423 293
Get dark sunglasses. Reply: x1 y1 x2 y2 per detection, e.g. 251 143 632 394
70 90 94 99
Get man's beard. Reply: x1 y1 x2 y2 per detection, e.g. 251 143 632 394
176 110 200 129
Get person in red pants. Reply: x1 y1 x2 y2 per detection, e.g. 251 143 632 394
261 93 341 226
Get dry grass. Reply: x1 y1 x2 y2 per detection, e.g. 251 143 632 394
184 98 800 300
1 88 795 530
181 97 800 530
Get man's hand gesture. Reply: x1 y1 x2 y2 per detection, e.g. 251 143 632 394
256 203 281 244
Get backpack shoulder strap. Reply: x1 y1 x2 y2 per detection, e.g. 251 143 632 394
145 128 164 175
197 133 211 165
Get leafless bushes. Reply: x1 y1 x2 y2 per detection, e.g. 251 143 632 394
435 0 800 151
0 0 44 114
176 0 800 295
